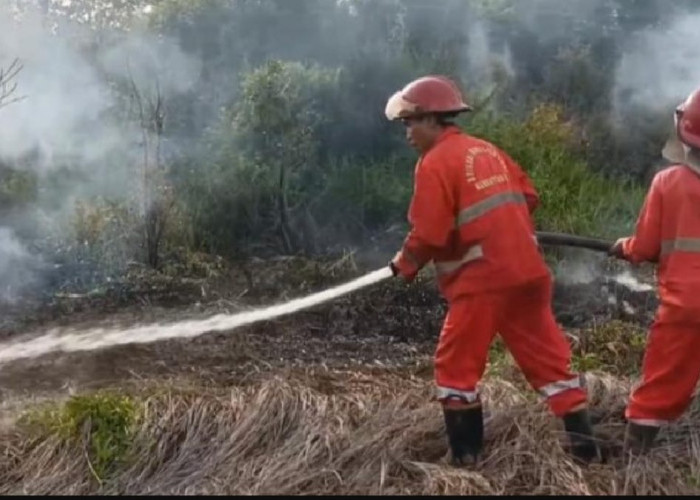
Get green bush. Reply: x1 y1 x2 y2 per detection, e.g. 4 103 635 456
20 391 139 482
0 168 38 210
464 103 646 239
174 64 647 259
312 154 413 236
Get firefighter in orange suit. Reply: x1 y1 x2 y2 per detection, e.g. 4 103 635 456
385 75 599 465
609 87 700 455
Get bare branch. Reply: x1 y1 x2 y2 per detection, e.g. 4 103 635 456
124 62 170 269
125 59 146 127
0 58 26 110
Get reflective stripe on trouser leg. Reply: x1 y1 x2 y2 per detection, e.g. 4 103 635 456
627 418 668 427
625 319 700 424
538 374 585 399
434 293 499 408
495 277 587 417
436 387 480 403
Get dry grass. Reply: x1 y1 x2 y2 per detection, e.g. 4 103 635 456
2 367 700 495
0 259 677 496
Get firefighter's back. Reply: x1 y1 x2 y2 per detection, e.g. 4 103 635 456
427 132 550 301
657 164 700 311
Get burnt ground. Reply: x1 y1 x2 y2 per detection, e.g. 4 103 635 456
0 253 658 405
2 253 690 497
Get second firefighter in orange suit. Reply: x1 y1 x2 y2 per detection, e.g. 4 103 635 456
384 75 599 465
610 86 700 454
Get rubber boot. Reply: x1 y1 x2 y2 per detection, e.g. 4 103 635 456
623 422 660 456
442 404 484 466
562 408 601 464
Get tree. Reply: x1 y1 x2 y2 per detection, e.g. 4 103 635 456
34 0 157 30
0 58 24 110
233 60 339 254
126 68 172 269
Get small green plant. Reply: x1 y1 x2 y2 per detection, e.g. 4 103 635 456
71 197 141 271
20 391 139 483
484 337 514 379
571 320 647 376
572 352 603 373
687 474 700 489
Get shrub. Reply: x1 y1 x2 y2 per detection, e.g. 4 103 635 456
464 103 646 240
20 391 139 483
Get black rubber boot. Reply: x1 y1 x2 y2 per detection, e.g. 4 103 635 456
562 408 601 464
623 422 660 456
443 405 484 466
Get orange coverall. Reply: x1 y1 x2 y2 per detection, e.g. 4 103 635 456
392 126 587 417
620 164 700 426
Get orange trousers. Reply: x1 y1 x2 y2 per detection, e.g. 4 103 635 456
626 304 700 426
434 276 587 417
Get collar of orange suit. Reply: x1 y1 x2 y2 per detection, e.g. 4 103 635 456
662 133 700 175
439 125 461 141
423 125 461 154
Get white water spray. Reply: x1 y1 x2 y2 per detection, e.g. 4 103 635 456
611 270 654 292
0 267 393 365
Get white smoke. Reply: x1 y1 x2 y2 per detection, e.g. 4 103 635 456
0 9 118 175
0 227 44 303
613 11 700 118
552 248 604 286
554 259 598 285
0 7 200 174
0 3 201 302
464 20 514 94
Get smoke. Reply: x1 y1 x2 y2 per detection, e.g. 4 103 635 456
613 11 700 119
0 4 201 302
553 259 598 286
0 12 108 171
0 7 200 176
463 20 514 95
0 227 45 304
509 0 609 44
0 0 688 308
551 248 605 286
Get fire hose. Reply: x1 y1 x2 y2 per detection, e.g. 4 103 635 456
535 231 614 253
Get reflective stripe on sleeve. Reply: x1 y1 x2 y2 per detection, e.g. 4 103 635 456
660 238 700 256
432 190 529 278
434 245 483 276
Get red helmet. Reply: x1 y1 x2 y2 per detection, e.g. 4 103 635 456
676 87 700 149
385 75 471 121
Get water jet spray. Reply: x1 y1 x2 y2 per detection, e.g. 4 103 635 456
0 231 627 365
